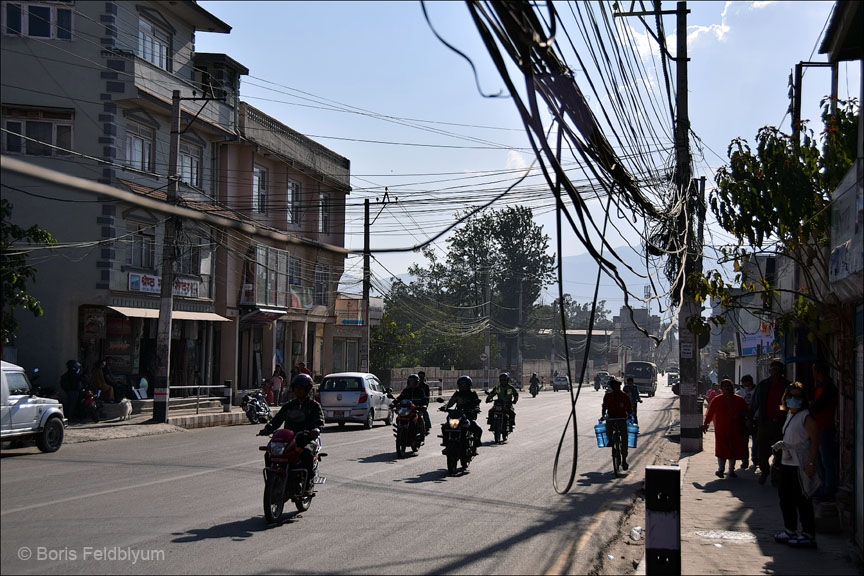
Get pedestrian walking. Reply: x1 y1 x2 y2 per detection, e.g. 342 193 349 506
751 360 790 485
702 379 749 478
270 366 284 405
772 381 820 548
737 374 757 469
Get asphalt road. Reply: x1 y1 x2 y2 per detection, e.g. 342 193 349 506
1 380 677 575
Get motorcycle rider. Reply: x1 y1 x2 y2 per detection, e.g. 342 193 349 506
259 373 324 496
441 375 483 449
393 374 429 439
602 378 634 470
486 372 519 429
417 370 432 433
623 377 642 424
529 372 541 395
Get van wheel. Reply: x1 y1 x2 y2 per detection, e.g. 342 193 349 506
36 417 64 452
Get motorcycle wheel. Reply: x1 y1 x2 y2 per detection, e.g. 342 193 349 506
493 428 501 444
246 410 257 424
396 429 406 458
263 473 286 524
460 445 471 470
295 494 312 512
88 405 99 423
446 452 458 475
384 408 393 426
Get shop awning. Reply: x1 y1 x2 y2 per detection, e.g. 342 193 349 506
107 306 230 322
240 307 287 324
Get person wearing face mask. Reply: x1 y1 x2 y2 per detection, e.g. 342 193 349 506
702 379 749 478
771 382 820 548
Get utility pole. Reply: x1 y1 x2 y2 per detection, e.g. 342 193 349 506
517 281 523 390
361 198 370 373
154 90 182 423
484 267 490 391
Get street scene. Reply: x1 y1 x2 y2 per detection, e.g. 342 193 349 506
1 1 863 575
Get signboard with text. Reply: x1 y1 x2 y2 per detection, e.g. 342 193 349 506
335 298 364 326
129 273 199 298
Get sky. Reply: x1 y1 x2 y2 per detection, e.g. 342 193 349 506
195 1 859 314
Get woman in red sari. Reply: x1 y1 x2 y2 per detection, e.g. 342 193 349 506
703 378 749 478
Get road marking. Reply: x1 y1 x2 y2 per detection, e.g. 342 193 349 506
0 458 260 516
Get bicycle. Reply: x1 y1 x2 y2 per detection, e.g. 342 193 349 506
603 416 628 477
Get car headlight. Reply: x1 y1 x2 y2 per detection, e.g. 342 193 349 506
269 441 288 456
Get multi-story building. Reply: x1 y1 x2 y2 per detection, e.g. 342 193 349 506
1 1 351 397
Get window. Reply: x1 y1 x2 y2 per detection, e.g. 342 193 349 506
179 142 201 188
6 372 31 396
313 264 328 306
253 165 267 214
128 224 155 269
138 17 170 71
125 122 153 172
318 193 329 234
2 108 72 156
4 2 72 39
287 257 301 287
176 236 201 276
286 179 300 225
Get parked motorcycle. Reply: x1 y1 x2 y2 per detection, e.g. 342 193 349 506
241 390 272 424
393 398 425 458
438 405 478 474
486 398 513 444
258 429 326 523
78 388 102 423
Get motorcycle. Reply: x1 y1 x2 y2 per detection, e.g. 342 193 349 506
241 389 272 424
393 398 425 458
486 398 513 444
529 382 539 397
78 388 102 423
258 429 326 523
438 404 478 474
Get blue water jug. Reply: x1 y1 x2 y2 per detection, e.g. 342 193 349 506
627 419 639 448
595 419 608 448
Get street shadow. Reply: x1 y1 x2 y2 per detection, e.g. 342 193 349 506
577 471 620 486
171 514 298 542
398 469 449 484
353 452 399 464
692 479 741 493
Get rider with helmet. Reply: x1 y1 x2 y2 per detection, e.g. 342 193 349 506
393 374 429 438
441 375 483 448
260 373 325 495
486 372 519 428
529 372 541 395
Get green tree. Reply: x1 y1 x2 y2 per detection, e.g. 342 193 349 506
0 199 56 349
692 98 858 361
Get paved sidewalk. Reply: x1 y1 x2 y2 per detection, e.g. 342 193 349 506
664 428 860 575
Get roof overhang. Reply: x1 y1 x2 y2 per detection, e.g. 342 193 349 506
108 306 230 322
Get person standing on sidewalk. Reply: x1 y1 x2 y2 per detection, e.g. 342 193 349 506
702 379 749 478
751 360 790 485
772 381 820 548
808 362 838 501
737 374 757 469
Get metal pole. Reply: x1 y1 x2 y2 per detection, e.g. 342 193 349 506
154 90 182 423
362 198 370 373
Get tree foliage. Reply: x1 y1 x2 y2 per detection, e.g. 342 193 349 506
0 199 56 348
371 206 556 370
691 98 858 351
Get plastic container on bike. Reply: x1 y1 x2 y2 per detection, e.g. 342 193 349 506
627 419 639 448
595 419 609 448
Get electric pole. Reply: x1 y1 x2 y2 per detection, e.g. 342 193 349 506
154 90 182 423
361 198 370 373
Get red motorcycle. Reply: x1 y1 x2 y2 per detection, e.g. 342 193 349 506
393 399 425 458
259 429 326 524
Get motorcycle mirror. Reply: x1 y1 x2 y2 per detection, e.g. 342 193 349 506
385 387 393 394
435 397 444 403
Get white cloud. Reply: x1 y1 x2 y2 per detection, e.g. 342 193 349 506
506 150 528 171
751 1 776 9
686 0 733 45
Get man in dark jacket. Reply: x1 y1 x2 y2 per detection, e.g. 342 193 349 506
394 374 428 437
602 378 634 470
260 373 324 495
60 360 86 420
750 360 790 484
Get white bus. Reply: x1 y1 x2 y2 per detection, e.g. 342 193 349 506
625 361 658 397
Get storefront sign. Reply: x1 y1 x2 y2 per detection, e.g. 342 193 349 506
129 273 199 298
738 331 775 357
289 285 313 309
336 298 364 326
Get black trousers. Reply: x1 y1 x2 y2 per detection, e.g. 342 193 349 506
778 464 815 536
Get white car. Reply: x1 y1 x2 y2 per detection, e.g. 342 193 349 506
318 372 393 429
1 361 66 452
552 376 571 392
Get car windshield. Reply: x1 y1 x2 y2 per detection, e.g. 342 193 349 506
321 377 363 392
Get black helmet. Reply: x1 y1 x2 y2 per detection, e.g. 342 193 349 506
407 374 420 386
499 372 510 383
66 359 81 371
608 377 622 389
532 372 537 377
291 373 314 391
457 375 472 391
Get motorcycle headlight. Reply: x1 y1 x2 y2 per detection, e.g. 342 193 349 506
398 407 411 417
448 418 461 428
269 441 288 456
